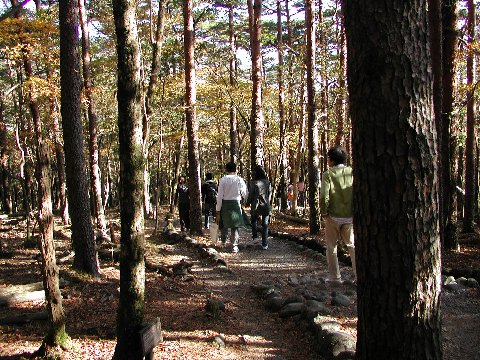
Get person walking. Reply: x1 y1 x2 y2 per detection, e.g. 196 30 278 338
287 181 294 209
247 165 271 250
174 175 190 232
216 162 248 253
201 173 217 229
297 177 305 207
320 146 357 282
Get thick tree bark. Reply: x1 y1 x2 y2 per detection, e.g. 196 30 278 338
78 0 107 237
463 0 476 233
305 0 320 234
441 0 458 249
428 0 443 244
249 0 265 170
17 5 69 349
344 1 442 359
112 0 146 358
31 76 69 356
183 0 203 235
59 0 99 276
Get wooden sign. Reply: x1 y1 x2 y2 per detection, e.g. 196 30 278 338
139 317 163 359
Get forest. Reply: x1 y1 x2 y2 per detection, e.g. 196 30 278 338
0 0 479 359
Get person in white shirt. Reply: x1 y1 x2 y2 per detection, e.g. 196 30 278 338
216 161 248 253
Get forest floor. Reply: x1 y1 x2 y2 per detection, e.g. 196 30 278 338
0 207 479 360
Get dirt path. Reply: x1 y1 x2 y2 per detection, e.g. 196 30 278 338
0 215 479 359
146 227 328 359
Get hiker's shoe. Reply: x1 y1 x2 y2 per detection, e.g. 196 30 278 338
262 244 268 250
232 245 239 253
325 277 343 285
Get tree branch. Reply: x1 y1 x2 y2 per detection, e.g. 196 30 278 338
0 0 32 22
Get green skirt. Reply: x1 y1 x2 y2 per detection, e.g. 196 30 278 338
220 200 245 228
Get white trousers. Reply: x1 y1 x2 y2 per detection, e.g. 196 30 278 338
324 216 356 280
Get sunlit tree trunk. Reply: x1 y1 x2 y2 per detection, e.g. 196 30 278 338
0 94 11 214
229 3 238 163
78 0 107 237
249 0 265 170
463 0 476 233
10 0 33 241
277 0 289 212
318 0 329 173
292 77 306 214
50 98 69 225
169 118 185 213
345 1 442 358
31 65 69 357
14 1 70 352
305 0 320 234
112 0 146 358
334 1 345 146
143 0 166 218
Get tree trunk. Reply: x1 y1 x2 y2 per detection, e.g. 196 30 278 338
31 73 69 357
344 1 442 359
456 145 464 221
428 0 443 244
169 118 185 213
59 0 99 276
441 0 458 249
10 1 32 240
0 93 12 214
277 0 289 213
305 0 320 234
229 3 238 163
318 0 330 173
249 0 265 170
462 0 476 233
183 0 203 235
334 4 345 146
280 0 293 211
143 0 166 218
112 0 146 358
78 0 107 237
153 140 163 234
50 99 69 225
15 2 69 349
292 78 306 215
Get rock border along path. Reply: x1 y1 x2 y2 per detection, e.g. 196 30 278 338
164 226 358 359
163 224 480 360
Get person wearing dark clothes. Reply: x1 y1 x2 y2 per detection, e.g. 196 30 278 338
297 177 305 207
201 173 217 229
247 165 271 250
174 176 190 232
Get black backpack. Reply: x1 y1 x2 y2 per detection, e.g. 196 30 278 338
205 182 217 204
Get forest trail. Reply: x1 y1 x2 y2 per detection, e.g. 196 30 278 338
0 213 479 359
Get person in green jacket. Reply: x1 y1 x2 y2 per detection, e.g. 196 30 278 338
320 146 356 282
